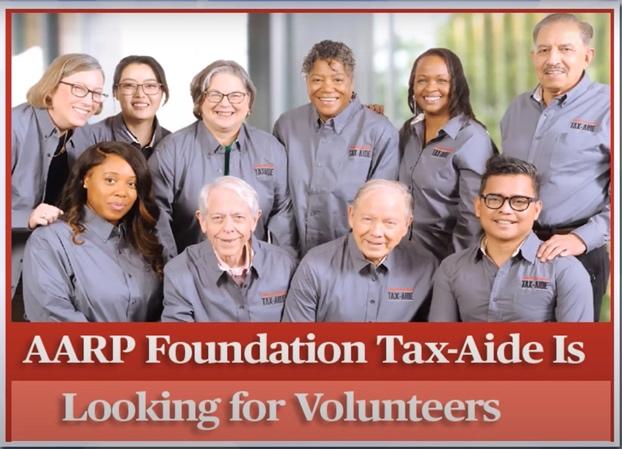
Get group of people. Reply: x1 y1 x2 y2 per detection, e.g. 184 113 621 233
11 13 609 323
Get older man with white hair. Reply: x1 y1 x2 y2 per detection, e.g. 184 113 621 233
282 179 437 322
162 176 297 322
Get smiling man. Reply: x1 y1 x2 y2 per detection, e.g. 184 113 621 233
282 179 437 322
161 176 297 322
500 13 609 321
429 155 593 322
273 40 399 256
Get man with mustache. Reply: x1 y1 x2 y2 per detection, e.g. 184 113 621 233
500 13 610 321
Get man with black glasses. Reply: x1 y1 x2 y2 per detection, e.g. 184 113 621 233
429 155 592 322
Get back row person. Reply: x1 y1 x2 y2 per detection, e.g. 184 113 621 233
73 55 171 160
501 13 610 321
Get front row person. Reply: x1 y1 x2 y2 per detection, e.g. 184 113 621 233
23 141 164 322
283 179 437 322
162 176 298 322
429 155 593 322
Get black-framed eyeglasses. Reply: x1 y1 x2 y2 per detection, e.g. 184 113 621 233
116 82 162 95
480 194 537 212
59 81 108 103
204 90 247 104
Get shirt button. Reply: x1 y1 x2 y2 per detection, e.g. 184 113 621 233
128 274 132 278
317 162 322 167
492 298 498 302
46 153 51 157
370 299 376 304
239 305 245 309
218 169 222 173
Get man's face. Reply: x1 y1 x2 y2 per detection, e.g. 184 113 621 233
531 20 594 103
348 187 411 265
198 186 260 266
475 174 542 246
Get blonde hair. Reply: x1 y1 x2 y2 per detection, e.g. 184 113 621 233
26 53 105 114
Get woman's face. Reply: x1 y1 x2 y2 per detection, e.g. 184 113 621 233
49 69 104 131
83 154 138 225
115 63 164 123
306 59 354 121
200 72 250 137
413 55 452 118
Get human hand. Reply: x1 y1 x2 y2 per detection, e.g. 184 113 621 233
366 103 385 115
28 203 64 230
537 233 587 262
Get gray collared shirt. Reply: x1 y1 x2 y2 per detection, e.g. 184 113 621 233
273 97 399 255
429 232 593 322
282 234 437 322
22 207 163 322
500 74 610 251
149 121 298 260
11 103 84 298
399 114 495 260
71 112 171 160
162 238 297 322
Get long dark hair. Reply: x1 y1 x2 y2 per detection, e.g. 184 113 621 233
58 141 164 275
400 48 488 155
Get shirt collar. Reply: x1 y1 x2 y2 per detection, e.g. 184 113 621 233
477 232 537 263
199 237 260 285
346 233 391 273
82 206 123 242
114 113 159 149
410 113 464 141
312 96 361 134
34 107 63 140
197 120 246 154
531 71 591 107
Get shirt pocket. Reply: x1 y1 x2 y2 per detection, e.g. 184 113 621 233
551 130 605 171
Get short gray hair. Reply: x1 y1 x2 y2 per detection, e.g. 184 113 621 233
351 179 413 220
198 176 260 217
533 13 594 46
189 60 256 119
302 40 356 76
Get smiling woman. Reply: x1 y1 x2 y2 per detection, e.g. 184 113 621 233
10 53 106 321
21 141 165 322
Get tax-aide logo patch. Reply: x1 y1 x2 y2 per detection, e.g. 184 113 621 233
254 163 274 176
348 144 372 158
260 290 287 306
430 145 454 158
387 287 414 300
569 117 598 132
521 276 550 290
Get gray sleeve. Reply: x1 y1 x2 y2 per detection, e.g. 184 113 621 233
572 201 609 252
265 139 299 258
11 115 34 230
272 117 285 146
282 259 319 322
428 260 460 322
451 132 494 252
369 122 399 181
554 258 594 322
161 260 196 322
22 231 88 322
149 138 179 260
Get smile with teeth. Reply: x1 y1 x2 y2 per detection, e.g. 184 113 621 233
422 95 441 103
493 219 516 225
72 106 92 116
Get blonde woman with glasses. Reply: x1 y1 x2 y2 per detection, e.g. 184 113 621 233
11 52 106 321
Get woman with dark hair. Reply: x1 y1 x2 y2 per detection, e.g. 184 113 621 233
149 59 297 260
22 141 164 322
398 48 497 261
74 55 171 159
11 53 106 320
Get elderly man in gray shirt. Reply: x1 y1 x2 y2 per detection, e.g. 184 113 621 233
501 13 609 320
162 176 297 322
283 179 437 322
429 156 593 322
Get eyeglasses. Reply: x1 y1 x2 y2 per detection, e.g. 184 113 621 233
59 81 108 103
204 90 247 104
480 194 537 212
116 82 163 95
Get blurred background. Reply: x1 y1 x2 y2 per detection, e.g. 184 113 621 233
10 11 612 320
